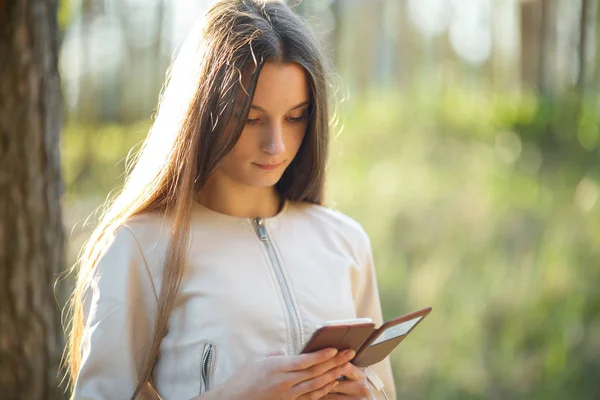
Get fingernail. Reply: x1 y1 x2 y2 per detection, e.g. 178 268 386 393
326 348 338 357
345 349 355 358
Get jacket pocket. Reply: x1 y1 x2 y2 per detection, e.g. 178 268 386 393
200 342 218 393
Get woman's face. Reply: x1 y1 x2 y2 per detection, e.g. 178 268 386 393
216 62 310 189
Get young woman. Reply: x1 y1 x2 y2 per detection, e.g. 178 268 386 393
64 1 396 399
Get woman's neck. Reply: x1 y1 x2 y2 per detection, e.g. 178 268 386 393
196 173 283 219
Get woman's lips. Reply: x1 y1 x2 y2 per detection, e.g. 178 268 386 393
254 161 284 171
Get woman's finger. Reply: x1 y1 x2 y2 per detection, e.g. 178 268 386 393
335 363 365 381
269 348 337 374
287 349 355 386
329 379 372 397
281 348 339 372
298 379 340 400
321 394 347 400
290 361 351 397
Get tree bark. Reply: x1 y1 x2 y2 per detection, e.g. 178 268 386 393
0 0 65 399
520 0 542 91
538 0 557 96
577 0 590 92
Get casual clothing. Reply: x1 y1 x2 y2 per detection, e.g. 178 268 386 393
73 200 396 400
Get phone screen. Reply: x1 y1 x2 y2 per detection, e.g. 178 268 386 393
370 316 423 346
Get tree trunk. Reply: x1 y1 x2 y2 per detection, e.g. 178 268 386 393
520 0 543 91
538 0 557 96
0 0 65 399
353 0 381 98
329 0 343 69
577 0 590 92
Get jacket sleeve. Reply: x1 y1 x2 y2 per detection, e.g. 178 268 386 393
352 228 397 400
72 226 159 399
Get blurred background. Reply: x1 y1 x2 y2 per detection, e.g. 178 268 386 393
58 0 600 398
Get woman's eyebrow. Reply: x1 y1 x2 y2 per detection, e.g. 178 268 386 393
250 100 310 113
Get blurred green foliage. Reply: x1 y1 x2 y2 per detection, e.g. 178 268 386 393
62 89 600 399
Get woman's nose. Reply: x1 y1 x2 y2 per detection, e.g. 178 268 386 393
261 123 285 155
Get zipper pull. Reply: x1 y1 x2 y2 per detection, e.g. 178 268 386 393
253 218 268 241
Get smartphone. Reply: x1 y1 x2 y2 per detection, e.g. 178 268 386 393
299 307 432 368
300 318 376 354
352 307 432 367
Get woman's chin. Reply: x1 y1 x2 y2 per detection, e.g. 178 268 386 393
248 172 285 188
249 177 282 188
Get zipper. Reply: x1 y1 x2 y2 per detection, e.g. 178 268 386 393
200 343 216 393
253 217 303 354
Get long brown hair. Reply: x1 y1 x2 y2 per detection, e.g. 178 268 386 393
64 0 332 398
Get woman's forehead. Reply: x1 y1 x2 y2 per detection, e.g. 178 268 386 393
250 62 310 112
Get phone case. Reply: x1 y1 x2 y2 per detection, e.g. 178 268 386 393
352 307 432 368
300 321 376 354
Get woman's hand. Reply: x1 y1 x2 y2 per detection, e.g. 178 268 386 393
207 347 357 400
322 364 372 400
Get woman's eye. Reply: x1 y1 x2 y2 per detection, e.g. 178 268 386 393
245 118 260 125
287 113 309 124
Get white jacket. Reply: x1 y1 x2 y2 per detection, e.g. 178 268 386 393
73 200 396 399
